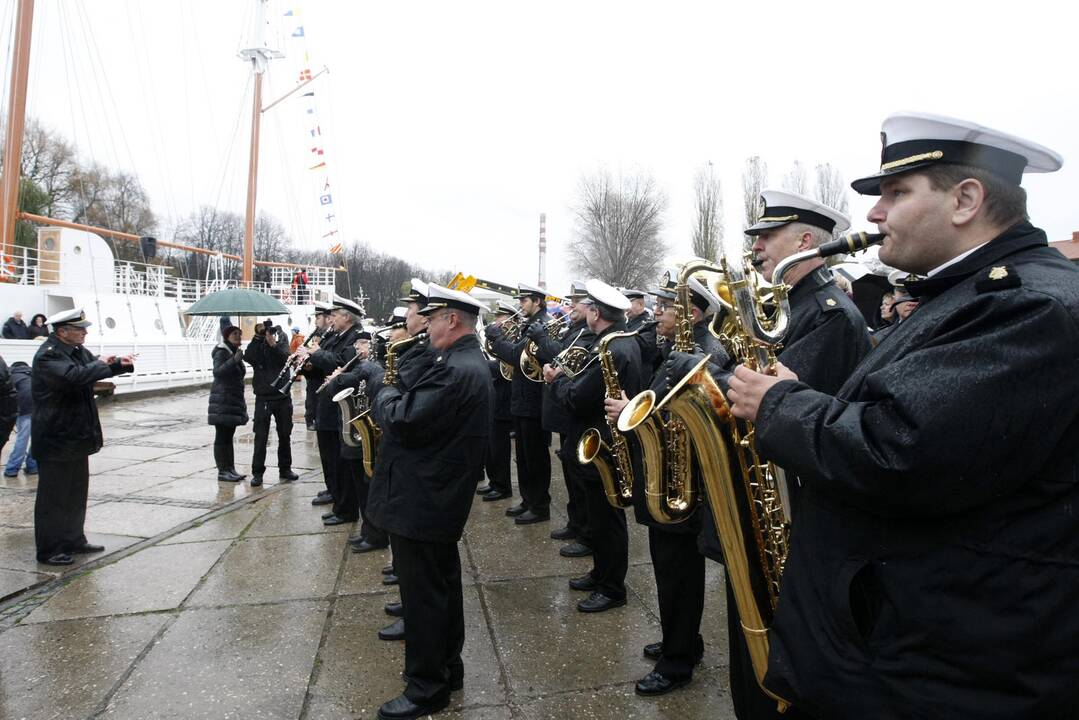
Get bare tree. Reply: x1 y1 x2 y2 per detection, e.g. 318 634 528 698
741 156 769 247
814 162 850 216
18 119 78 218
567 169 668 288
782 160 810 196
691 162 724 261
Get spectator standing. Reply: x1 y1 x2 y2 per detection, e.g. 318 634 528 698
3 361 36 477
291 268 309 305
289 326 305 353
3 311 29 339
208 324 249 483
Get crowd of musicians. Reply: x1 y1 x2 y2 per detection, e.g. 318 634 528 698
8 111 1079 720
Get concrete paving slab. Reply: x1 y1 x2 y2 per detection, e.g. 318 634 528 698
160 504 266 545
336 544 395 596
24 540 232 623
98 601 327 720
186 532 342 607
0 566 51 598
0 471 37 490
104 459 213 479
88 455 143 474
0 527 139 576
132 476 257 505
482 575 659 698
87 473 172 497
95 444 186 462
84 501 208 539
244 490 352 537
0 491 37 527
0 614 167 720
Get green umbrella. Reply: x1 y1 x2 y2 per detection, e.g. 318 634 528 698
183 288 290 317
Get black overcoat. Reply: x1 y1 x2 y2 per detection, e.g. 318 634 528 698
489 308 548 418
536 318 593 434
207 341 248 426
367 333 491 543
243 330 291 398
308 324 361 431
756 223 1079 719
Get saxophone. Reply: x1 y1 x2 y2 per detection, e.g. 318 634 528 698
576 330 637 508
383 333 424 387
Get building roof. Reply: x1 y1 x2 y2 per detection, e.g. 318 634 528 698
1049 231 1079 261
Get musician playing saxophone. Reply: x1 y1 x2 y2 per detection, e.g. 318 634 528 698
321 330 388 553
544 279 642 614
602 272 727 696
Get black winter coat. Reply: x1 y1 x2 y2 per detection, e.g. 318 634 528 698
0 356 16 445
243 330 291 398
308 324 362 431
30 336 129 459
207 341 248 426
367 333 491 543
489 308 548 418
488 360 512 422
2 317 28 339
755 223 1079 719
537 319 593 434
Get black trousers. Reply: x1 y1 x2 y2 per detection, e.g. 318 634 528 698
347 457 387 546
557 434 591 542
334 452 360 520
485 417 512 495
513 416 550 511
649 528 705 680
391 533 464 705
304 381 318 429
34 456 90 560
316 430 340 498
251 396 293 476
581 474 628 600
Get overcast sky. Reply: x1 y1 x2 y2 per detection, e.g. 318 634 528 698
7 0 1078 295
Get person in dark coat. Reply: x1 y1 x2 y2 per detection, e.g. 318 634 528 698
367 284 491 720
727 112 1079 719
208 324 248 483
477 301 518 503
622 288 654 332
486 282 551 524
0 355 16 455
303 303 333 433
3 361 37 477
243 319 298 487
526 282 594 555
3 311 29 339
546 279 643 614
31 308 133 565
28 314 49 339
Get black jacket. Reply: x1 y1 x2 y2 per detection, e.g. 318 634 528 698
488 360 513 422
550 320 643 481
536 319 594 434
367 334 491 542
755 223 1079 718
325 359 385 461
309 323 362 431
30 336 130 459
0 356 16 445
207 341 248 426
243 329 291 399
2 317 28 339
11 363 31 416
489 308 548 418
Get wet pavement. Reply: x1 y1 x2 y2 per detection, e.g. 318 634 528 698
0 386 738 719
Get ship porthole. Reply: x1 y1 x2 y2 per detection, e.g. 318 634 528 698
105 317 117 329
43 237 55 251
73 244 83 255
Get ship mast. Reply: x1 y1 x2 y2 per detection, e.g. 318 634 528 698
0 0 35 259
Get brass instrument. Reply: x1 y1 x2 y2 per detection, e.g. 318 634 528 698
332 382 383 476
487 310 525 381
520 314 569 382
576 330 637 508
549 327 591 378
384 332 424 387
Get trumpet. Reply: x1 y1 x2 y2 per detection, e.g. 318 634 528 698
520 314 570 382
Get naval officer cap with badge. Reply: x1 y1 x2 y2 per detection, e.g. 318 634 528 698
727 112 1079 718
746 188 851 285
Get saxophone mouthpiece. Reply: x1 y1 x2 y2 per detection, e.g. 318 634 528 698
818 231 885 259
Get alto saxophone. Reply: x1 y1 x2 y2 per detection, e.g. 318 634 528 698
383 333 424 387
576 330 637 508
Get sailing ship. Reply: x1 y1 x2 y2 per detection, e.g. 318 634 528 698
0 0 338 394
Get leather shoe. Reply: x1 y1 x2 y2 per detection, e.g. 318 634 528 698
514 509 550 525
643 641 663 661
475 484 492 495
383 573 399 586
384 601 403 617
217 470 242 482
322 512 335 520
549 526 577 541
40 553 74 566
250 475 263 487
350 539 385 553
635 670 690 696
504 503 528 517
381 564 395 575
279 470 299 481
559 541 593 558
376 693 448 720
481 490 511 502
311 494 334 506
378 618 405 641
568 574 597 591
69 543 105 554
323 514 356 526
577 591 626 613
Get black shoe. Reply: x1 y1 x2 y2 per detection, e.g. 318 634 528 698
279 470 299 481
476 484 492 495
577 592 626 613
228 468 247 482
381 564 395 575
311 494 334 506
250 475 263 487
549 526 577 541
568 574 597 592
378 618 405 641
635 670 691 696
322 512 335 520
514 509 550 525
643 641 663 661
40 553 75 566
384 601 403 617
377 693 449 720
350 539 384 553
383 573 399 586
323 514 356 526
504 503 528 517
217 470 242 482
481 490 511 502
69 543 105 555
559 541 593 558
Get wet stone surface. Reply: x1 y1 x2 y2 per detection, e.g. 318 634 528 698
0 386 738 718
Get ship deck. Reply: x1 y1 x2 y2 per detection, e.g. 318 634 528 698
0 385 737 719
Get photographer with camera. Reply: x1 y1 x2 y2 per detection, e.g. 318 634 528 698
243 319 300 487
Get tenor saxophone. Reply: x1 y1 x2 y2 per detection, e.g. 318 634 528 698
576 330 637 508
